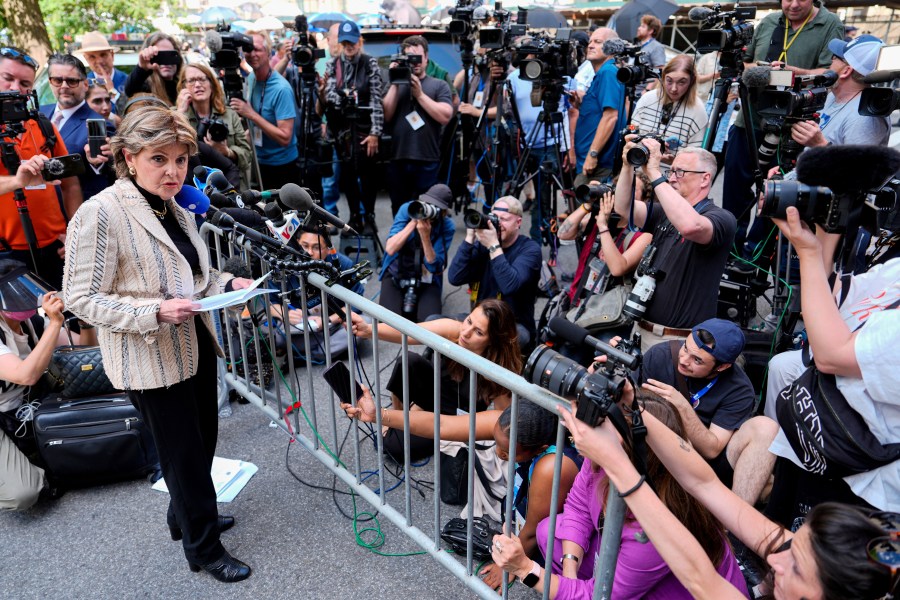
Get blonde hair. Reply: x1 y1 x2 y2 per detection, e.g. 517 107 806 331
177 63 226 115
659 54 700 108
246 31 271 55
110 106 198 179
141 32 184 105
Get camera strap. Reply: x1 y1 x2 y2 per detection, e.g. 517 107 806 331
606 398 650 478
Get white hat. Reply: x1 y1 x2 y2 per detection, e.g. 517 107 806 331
76 31 116 54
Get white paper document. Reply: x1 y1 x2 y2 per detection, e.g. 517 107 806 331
193 274 279 311
152 456 258 503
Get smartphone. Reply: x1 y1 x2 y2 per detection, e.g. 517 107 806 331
87 119 107 158
152 51 180 66
41 154 85 180
323 361 364 406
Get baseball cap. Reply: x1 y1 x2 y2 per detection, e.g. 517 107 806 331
691 318 745 364
418 184 452 210
337 21 361 44
828 34 884 77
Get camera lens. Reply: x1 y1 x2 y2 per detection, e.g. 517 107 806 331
523 346 588 398
409 201 439 220
626 145 650 167
761 180 831 221
463 209 485 229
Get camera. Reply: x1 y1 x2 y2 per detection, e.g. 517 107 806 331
408 200 441 221
622 245 661 322
524 335 641 427
0 91 36 126
389 53 423 84
479 6 527 51
626 133 667 167
859 87 900 117
209 23 255 101
397 277 419 315
197 116 229 143
575 183 614 205
516 29 580 87
292 15 325 72
613 46 660 87
463 209 500 230
696 5 756 54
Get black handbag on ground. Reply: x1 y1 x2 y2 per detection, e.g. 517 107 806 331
33 393 158 486
48 345 116 399
440 516 502 561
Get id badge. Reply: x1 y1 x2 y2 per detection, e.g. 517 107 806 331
512 472 525 534
420 271 433 285
584 257 606 293
472 90 485 109
252 126 263 147
406 111 425 131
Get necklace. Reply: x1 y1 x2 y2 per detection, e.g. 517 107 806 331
150 203 168 220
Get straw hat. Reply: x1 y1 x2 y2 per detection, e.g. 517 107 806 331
77 31 116 54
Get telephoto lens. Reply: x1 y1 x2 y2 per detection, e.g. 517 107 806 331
408 201 440 221
575 183 614 205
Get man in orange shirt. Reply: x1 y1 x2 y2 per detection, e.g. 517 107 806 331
0 48 83 290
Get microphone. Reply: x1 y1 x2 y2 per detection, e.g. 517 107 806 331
277 183 359 235
795 145 900 193
548 317 640 370
174 185 211 214
265 208 303 244
205 30 223 53
687 6 715 21
207 170 235 196
742 65 772 89
602 38 627 57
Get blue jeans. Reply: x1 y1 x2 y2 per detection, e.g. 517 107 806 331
387 160 440 216
321 148 340 216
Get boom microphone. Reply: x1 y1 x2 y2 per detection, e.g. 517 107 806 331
294 14 308 32
205 30 223 53
687 6 715 21
602 38 627 57
795 145 900 193
548 317 640 369
741 65 772 89
277 183 359 235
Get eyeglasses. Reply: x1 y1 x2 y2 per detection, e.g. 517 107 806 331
49 76 85 87
0 47 37 69
668 168 706 179
184 77 209 87
867 512 900 599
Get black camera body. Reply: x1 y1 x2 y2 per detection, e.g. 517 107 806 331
463 209 500 231
397 277 419 315
0 91 32 125
197 116 229 143
614 45 660 87
575 183 615 206
696 5 756 54
389 53 423 84
210 24 255 101
516 30 580 88
626 133 667 167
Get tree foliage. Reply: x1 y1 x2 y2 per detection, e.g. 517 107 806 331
37 0 162 49
0 0 53 64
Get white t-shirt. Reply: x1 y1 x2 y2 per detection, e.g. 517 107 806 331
769 258 900 511
574 60 596 94
631 88 709 152
0 319 33 413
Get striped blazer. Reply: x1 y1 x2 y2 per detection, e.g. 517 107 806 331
62 178 232 391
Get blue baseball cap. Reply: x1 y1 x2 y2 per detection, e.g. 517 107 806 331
828 34 884 77
691 318 745 364
337 21 360 44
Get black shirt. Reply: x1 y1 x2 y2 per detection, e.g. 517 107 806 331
386 351 490 415
133 180 200 272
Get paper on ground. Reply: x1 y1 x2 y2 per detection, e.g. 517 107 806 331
193 274 279 311
151 456 258 503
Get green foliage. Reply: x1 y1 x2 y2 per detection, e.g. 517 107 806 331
37 0 162 49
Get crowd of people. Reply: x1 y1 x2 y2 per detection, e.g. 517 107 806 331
0 1 897 597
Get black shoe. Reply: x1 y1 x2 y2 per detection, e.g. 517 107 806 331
40 475 66 501
170 515 236 541
522 198 534 212
188 549 251 583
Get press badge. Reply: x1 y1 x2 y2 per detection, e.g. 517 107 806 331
252 125 263 147
583 257 607 293
406 111 425 131
472 91 484 109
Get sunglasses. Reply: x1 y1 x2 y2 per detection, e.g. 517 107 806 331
867 512 900 599
0 47 38 69
49 76 85 87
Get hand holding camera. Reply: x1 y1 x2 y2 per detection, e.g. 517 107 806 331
15 154 60 188
790 119 827 148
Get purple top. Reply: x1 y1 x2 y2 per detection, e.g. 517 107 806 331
546 460 749 599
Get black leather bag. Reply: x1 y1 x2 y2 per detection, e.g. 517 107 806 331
441 517 501 561
33 393 158 486
48 345 117 399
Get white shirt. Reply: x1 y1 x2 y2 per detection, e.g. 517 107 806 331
51 100 86 132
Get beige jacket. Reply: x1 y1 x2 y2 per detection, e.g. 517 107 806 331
62 178 232 391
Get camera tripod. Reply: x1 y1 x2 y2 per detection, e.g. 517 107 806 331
0 130 40 277
289 65 326 201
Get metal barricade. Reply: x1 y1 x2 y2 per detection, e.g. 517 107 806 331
201 223 625 600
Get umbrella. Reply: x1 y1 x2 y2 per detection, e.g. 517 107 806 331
229 19 256 32
525 8 568 30
309 12 353 29
608 0 678 42
199 6 239 26
254 15 286 30
356 13 389 27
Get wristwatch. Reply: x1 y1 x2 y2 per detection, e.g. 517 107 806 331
589 150 599 158
650 175 668 189
522 561 542 588
487 244 501 254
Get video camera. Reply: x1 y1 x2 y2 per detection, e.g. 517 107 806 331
207 23 254 102
516 29 580 88
859 44 900 117
694 4 756 54
0 91 33 126
389 53 423 84
292 15 325 74
478 5 527 51
525 325 641 427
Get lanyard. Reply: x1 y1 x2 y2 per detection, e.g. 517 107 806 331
254 71 269 116
690 376 718 409
779 11 813 63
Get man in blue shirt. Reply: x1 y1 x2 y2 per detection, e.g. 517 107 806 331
574 28 627 186
230 31 298 190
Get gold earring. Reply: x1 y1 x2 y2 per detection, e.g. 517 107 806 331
128 165 136 176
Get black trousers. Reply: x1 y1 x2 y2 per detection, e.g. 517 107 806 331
337 145 380 221
128 319 223 564
379 276 443 322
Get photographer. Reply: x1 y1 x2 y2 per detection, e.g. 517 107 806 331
124 32 184 105
323 20 384 230
379 184 455 321
176 64 253 190
448 197 541 348
722 0 843 256
0 47 83 290
634 15 668 96
763 206 899 517
573 28 626 186
613 142 735 353
631 55 709 157
383 35 454 215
